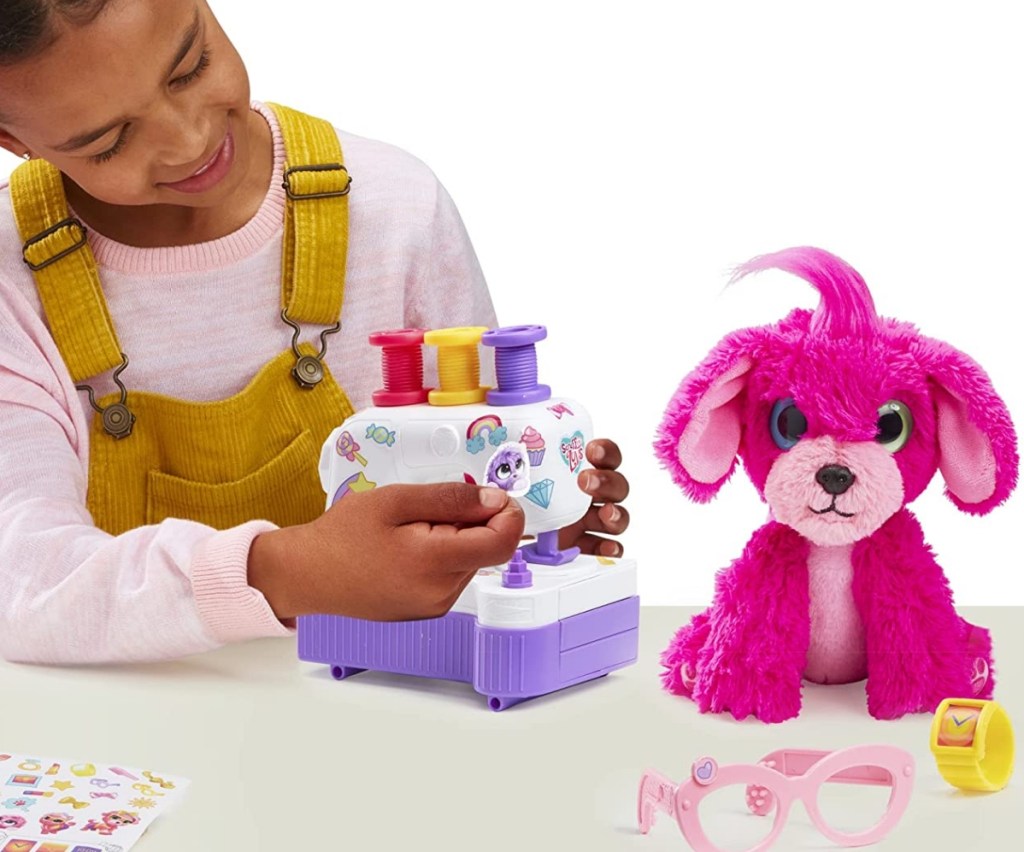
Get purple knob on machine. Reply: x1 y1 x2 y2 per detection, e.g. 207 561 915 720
501 549 533 589
481 324 552 406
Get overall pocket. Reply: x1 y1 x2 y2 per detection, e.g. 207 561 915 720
145 429 325 529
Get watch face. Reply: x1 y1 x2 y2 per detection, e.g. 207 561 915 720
937 703 980 747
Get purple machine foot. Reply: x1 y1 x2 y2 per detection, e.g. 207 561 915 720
520 529 580 566
298 596 639 710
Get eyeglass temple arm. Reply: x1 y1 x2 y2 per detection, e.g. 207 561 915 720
756 749 893 786
638 770 678 834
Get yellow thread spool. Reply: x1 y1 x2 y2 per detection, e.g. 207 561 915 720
424 326 489 405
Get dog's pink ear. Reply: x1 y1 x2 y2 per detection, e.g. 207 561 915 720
655 331 757 502
921 337 1019 514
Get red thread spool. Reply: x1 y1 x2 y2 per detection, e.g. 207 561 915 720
369 329 431 406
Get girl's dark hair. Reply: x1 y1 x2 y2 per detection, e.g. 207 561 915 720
0 0 112 65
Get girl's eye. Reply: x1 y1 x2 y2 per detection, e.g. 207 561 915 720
876 400 913 452
91 125 131 164
770 397 807 450
171 47 211 88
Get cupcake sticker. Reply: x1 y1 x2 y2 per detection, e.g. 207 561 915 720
520 426 546 466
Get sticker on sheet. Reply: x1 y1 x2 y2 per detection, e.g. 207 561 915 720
1 751 188 852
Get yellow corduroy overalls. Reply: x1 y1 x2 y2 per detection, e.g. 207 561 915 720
9 104 354 535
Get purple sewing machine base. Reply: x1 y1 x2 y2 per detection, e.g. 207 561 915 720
298 596 640 710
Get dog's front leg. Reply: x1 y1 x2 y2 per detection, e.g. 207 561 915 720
689 521 810 723
853 509 977 719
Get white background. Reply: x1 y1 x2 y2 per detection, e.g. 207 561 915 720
4 1 1021 604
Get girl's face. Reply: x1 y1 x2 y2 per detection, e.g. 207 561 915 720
0 0 259 211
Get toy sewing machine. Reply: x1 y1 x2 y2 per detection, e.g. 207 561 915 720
297 325 639 709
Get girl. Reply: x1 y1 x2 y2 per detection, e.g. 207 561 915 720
0 0 629 663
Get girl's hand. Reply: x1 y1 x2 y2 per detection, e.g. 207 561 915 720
559 438 630 557
249 483 525 622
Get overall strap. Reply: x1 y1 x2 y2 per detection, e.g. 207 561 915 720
267 102 351 327
9 159 125 383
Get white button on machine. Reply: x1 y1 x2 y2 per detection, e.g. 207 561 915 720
430 424 461 458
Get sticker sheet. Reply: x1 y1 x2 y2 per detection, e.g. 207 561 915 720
0 752 189 852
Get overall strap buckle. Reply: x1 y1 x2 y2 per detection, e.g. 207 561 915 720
22 217 88 271
282 163 352 200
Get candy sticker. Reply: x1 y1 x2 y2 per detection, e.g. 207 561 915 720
484 443 530 498
365 424 396 447
335 431 368 466
466 415 507 454
559 431 585 473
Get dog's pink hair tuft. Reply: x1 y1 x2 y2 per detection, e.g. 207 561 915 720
732 246 880 338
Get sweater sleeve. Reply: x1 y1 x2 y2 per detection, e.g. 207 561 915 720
404 179 498 332
0 297 291 665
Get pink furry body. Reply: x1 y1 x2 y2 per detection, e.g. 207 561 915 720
656 248 1017 722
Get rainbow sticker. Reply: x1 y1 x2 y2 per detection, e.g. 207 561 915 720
466 415 508 455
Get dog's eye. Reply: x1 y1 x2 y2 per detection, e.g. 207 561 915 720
770 398 807 450
876 400 913 451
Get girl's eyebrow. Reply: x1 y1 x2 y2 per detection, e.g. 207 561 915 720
52 6 201 153
163 7 202 81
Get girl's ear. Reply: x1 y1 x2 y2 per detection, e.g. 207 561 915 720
0 127 28 159
919 336 1019 514
654 330 759 503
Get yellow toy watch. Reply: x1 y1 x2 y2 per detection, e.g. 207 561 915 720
930 698 1015 792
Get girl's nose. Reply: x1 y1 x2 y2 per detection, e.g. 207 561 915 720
151 100 211 168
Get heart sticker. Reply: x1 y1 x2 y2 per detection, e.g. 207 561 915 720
692 757 718 786
559 431 585 472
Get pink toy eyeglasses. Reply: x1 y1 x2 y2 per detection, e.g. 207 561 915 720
638 745 915 852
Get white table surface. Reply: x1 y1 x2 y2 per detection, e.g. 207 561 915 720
3 606 1021 851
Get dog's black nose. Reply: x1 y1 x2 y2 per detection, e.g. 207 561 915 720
816 465 855 495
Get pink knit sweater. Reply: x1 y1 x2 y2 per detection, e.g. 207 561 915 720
0 103 496 664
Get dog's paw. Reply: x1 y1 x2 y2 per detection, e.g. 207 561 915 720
694 660 801 723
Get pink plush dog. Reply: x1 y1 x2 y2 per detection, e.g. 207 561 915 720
656 247 1018 723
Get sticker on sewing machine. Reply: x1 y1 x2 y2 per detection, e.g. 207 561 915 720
546 403 574 420
1 751 187 852
330 472 378 505
559 431 586 473
335 431 368 466
518 426 546 466
365 424 397 448
466 415 508 454
524 479 555 509
484 443 530 498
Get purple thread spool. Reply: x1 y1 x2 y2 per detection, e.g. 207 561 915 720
481 324 552 406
